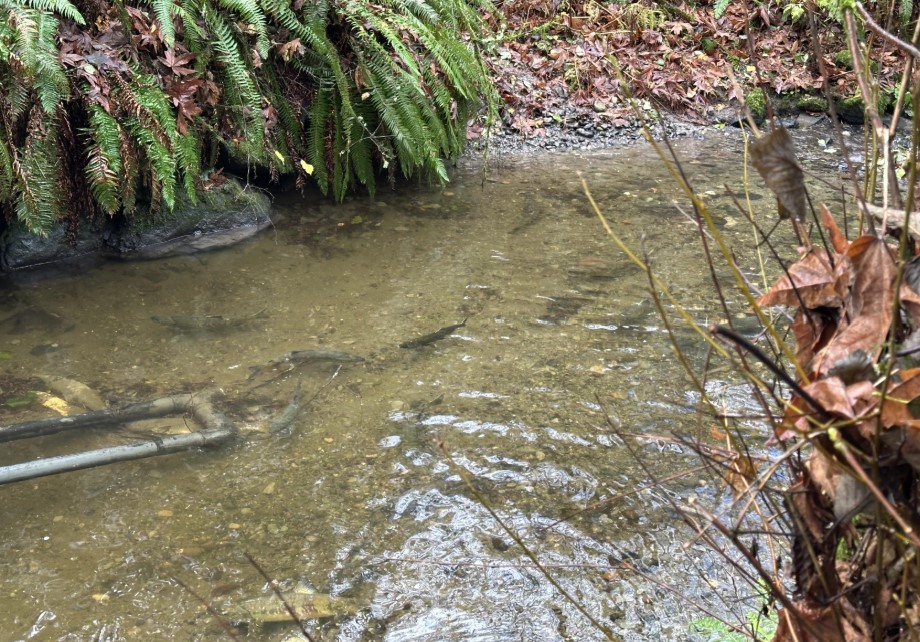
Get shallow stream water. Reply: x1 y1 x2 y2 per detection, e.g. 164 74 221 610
0 129 851 641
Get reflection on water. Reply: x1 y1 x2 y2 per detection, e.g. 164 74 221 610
0 131 844 641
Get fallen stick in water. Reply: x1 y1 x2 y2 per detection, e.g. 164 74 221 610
0 390 236 485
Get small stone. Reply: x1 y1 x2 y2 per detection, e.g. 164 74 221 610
490 536 511 552
240 507 253 515
228 523 241 530
262 482 276 495
53 515 63 523
157 509 173 518
593 100 607 113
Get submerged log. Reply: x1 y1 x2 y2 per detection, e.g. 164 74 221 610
0 393 198 443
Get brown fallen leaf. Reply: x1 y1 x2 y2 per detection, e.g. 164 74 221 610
880 367 920 427
791 308 836 372
814 236 896 375
757 248 850 309
820 203 850 254
751 127 806 221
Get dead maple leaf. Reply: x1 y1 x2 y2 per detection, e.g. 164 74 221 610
757 248 850 309
791 308 835 370
814 236 897 376
879 367 920 427
751 127 806 221
158 48 196 76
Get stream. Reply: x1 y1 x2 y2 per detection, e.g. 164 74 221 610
0 128 850 641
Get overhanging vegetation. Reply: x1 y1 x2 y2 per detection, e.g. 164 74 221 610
0 0 498 235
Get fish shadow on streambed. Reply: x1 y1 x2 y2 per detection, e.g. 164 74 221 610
0 307 75 336
150 309 269 334
246 349 366 390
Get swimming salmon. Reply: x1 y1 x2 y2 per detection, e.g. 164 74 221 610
221 583 358 625
399 318 467 349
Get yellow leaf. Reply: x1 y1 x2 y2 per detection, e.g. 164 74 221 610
300 160 314 175
274 150 285 162
35 392 74 416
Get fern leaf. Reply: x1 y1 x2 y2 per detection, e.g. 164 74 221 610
148 0 176 47
217 0 269 58
0 0 85 24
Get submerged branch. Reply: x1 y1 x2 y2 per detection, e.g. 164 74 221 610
0 390 236 485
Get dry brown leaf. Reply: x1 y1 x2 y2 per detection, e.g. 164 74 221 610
751 127 806 221
772 601 871 642
791 308 836 371
757 249 850 309
880 368 920 427
708 424 728 441
898 424 920 471
724 453 755 496
820 203 849 253
901 281 920 328
801 376 856 419
815 236 896 375
804 449 840 501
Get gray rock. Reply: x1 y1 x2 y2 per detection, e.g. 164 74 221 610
1 177 271 276
1 218 103 275
104 179 271 260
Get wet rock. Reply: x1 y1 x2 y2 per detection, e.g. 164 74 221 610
490 536 511 552
103 178 271 260
1 177 271 277
710 105 744 127
795 112 827 128
30 342 64 356
1 218 104 275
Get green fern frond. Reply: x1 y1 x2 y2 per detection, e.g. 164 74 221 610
258 0 356 124
15 119 61 234
216 0 269 58
4 7 69 114
0 0 84 24
32 11 69 113
127 116 177 208
175 132 201 201
148 0 177 46
306 84 332 194
203 4 264 155
118 123 139 214
347 116 375 194
0 127 17 201
174 1 205 50
330 95 346 200
85 146 121 215
84 103 124 215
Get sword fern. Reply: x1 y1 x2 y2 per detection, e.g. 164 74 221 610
1 0 497 235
